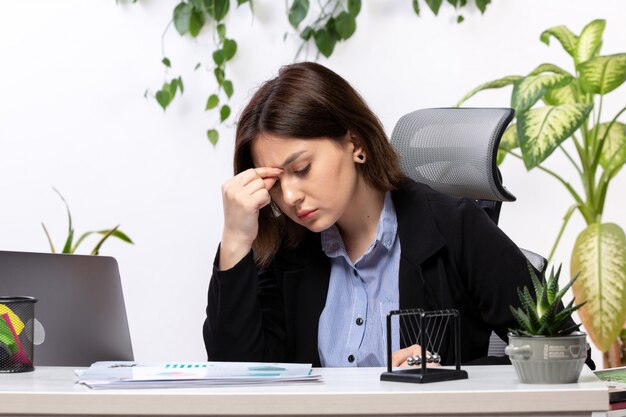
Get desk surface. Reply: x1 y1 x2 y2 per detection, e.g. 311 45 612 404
0 365 610 416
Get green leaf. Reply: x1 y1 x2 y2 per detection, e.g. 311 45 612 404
598 122 626 175
334 12 356 40
207 129 219 145
475 0 490 13
220 104 231 122
52 187 74 254
189 6 206 37
314 29 336 58
217 23 226 41
204 0 230 21
510 306 533 334
176 76 184 94
214 67 225 84
543 81 579 106
173 2 192 36
348 0 361 17
237 0 251 4
576 19 605 65
212 49 225 65
223 80 233 98
194 62 202 71
456 15 464 24
223 39 237 60
455 75 522 107
517 104 593 169
162 57 171 67
97 228 134 244
511 73 572 113
205 94 219 110
425 0 443 15
288 0 309 29
579 54 626 95
540 24 578 59
497 124 519 165
156 89 171 110
90 226 119 256
528 63 571 76
412 0 420 15
41 222 56 253
571 223 626 352
300 26 314 40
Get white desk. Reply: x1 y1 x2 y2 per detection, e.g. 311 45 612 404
0 365 610 416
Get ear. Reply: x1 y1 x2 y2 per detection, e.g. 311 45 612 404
347 131 365 162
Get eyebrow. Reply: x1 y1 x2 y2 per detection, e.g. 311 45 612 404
281 150 307 168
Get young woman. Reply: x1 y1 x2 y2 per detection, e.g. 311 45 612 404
203 62 546 367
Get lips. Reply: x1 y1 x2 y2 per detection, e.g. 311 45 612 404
297 209 317 220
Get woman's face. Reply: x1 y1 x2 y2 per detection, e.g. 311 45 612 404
251 133 361 233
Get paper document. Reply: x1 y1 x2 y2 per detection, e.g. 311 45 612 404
76 361 322 389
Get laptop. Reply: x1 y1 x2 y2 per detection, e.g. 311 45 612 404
0 250 134 366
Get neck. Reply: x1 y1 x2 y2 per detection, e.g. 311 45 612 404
336 182 386 263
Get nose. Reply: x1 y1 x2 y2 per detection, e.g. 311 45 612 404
280 177 303 206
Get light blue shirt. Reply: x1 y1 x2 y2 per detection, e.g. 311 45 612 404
317 192 401 367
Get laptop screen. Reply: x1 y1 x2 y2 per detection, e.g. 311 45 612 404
0 250 134 366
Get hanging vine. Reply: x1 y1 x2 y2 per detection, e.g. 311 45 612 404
145 0 492 145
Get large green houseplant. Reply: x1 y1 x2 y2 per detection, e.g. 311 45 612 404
457 19 626 366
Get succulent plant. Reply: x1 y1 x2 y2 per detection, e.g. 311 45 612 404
509 261 586 337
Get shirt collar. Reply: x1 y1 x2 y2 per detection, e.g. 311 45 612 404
321 191 398 258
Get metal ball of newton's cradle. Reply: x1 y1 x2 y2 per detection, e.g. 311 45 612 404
407 353 442 366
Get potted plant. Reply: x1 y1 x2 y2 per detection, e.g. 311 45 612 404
506 262 587 383
457 19 626 366
42 188 133 255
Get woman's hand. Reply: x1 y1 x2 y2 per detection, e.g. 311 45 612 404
219 167 283 270
392 344 442 368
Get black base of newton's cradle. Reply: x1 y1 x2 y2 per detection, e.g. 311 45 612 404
380 368 468 384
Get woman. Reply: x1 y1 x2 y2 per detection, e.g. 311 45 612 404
203 62 535 367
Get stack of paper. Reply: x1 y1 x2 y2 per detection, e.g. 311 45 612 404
76 361 322 389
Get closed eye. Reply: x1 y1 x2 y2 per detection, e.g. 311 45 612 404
294 164 311 177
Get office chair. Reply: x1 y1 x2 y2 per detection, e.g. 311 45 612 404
390 107 547 357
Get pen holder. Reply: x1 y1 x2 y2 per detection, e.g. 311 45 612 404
0 296 37 373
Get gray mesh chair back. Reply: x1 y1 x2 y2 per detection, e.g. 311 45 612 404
391 107 516 224
390 107 546 358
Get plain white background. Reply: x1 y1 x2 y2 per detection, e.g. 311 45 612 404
1 0 625 367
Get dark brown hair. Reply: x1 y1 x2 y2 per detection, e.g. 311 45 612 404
234 62 406 266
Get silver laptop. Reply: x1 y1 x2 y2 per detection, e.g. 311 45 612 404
0 250 134 366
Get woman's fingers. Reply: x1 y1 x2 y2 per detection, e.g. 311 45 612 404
392 344 441 368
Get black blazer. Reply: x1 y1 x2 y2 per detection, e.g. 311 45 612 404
204 180 553 366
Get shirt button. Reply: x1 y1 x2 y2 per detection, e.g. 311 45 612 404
356 317 364 326
348 354 355 363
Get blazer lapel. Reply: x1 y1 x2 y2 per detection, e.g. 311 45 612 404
278 233 330 366
392 182 446 310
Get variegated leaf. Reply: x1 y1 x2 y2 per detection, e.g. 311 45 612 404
571 223 626 352
598 121 626 175
496 123 519 165
540 25 578 59
455 75 522 107
579 54 626 95
517 104 592 169
512 73 572 112
543 80 579 105
576 19 605 65
529 63 571 76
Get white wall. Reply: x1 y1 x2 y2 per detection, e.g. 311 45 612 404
1 0 625 367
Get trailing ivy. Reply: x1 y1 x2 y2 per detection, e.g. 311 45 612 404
153 0 251 145
144 0 491 144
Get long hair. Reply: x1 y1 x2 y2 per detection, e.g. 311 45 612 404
234 62 406 267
